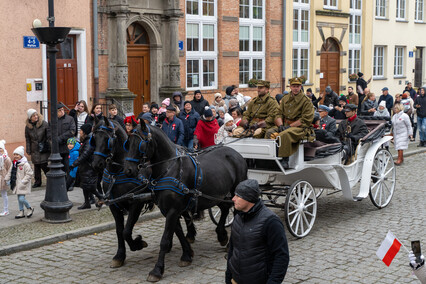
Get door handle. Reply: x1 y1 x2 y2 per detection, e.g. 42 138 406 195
145 80 149 85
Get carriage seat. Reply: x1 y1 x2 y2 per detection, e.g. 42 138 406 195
303 141 342 161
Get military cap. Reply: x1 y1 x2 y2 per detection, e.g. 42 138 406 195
256 80 271 88
344 104 358 112
318 105 330 112
289 77 302 85
166 105 176 111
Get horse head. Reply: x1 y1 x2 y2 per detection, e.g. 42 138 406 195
123 119 153 177
91 117 125 172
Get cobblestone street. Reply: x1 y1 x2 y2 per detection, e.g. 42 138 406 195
1 153 425 283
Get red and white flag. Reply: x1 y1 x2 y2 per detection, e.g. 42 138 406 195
376 231 402 266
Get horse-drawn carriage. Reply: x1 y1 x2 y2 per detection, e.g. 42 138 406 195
218 118 396 238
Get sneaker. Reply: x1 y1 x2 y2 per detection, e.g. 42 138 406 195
26 207 34 218
0 211 9 216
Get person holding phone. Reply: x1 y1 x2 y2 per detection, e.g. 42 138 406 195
409 240 426 283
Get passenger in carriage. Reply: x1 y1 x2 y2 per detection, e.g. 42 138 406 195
314 105 340 144
232 80 280 138
268 77 315 169
336 104 369 162
329 96 347 119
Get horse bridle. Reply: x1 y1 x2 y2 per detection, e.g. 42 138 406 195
91 124 117 163
124 127 152 169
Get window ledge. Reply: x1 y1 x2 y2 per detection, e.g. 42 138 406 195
396 19 409 23
414 21 426 24
394 76 406 79
373 77 387 81
375 17 389 21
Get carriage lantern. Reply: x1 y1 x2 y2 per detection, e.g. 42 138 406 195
32 0 73 223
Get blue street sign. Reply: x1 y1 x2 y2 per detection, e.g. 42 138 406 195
409 51 414 58
178 40 183 51
23 36 40 49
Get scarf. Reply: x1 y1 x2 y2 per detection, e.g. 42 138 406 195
348 114 357 123
10 157 27 190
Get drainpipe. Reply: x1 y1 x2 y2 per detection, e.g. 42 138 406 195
282 0 286 93
93 0 99 102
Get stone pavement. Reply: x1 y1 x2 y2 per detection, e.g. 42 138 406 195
0 144 425 283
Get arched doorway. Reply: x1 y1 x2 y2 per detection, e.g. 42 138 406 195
127 22 150 116
320 38 340 94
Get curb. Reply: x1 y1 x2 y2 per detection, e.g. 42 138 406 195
0 211 163 256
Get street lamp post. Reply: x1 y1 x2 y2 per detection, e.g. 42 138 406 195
32 0 73 223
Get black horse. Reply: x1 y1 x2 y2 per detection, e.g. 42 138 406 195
91 117 152 268
123 121 247 282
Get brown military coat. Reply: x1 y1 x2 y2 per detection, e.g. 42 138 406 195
277 90 315 157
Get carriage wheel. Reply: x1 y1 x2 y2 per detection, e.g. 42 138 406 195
208 206 234 227
369 149 396 208
285 180 317 238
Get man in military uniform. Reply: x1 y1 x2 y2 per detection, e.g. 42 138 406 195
233 80 280 138
269 77 315 168
336 104 369 163
315 105 339 143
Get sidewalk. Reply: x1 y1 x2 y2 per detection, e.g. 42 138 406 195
0 141 425 256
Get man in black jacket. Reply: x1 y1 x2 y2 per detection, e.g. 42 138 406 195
415 87 426 147
190 90 209 116
226 179 289 284
55 103 76 173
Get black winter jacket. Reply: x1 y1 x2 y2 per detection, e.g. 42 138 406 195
414 91 426 118
178 109 200 141
226 200 289 284
25 114 51 164
191 95 209 116
71 134 97 188
55 114 76 154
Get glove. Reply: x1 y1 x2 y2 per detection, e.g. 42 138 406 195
409 251 425 269
278 125 289 132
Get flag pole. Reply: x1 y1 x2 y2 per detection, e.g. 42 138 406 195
399 240 411 253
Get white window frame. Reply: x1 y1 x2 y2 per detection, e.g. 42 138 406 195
324 0 338 10
394 46 405 77
239 0 265 87
348 1 362 76
292 1 310 82
375 0 387 18
186 0 218 90
415 0 424 22
396 0 406 20
373 46 385 79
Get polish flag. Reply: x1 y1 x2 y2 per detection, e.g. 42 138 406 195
376 231 402 266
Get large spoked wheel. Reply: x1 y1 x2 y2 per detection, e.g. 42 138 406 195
285 180 317 238
208 206 234 227
369 148 396 208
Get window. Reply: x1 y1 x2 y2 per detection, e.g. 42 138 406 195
186 0 217 89
349 1 362 76
292 0 310 81
394 47 404 77
396 0 406 20
415 0 424 22
375 0 386 18
239 0 265 86
373 46 385 78
324 0 338 9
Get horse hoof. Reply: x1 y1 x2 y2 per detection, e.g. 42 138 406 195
178 260 192 267
110 259 124 268
147 274 162 282
220 238 228 247
186 236 195 244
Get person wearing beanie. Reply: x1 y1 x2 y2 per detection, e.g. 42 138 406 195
226 179 289 284
172 91 184 113
0 140 11 216
141 112 154 125
5 146 34 219
212 93 228 113
215 113 237 144
25 109 50 188
70 124 104 210
158 98 170 115
317 85 339 108
149 103 162 127
356 72 371 97
178 101 200 151
224 85 245 108
216 106 226 126
66 137 80 192
162 105 184 146
191 90 209 116
56 103 76 174
193 107 220 149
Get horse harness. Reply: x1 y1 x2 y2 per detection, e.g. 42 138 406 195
91 123 117 163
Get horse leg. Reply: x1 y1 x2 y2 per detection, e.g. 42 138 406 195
174 219 194 267
147 211 180 282
182 211 197 243
215 203 231 246
109 206 126 268
124 202 147 251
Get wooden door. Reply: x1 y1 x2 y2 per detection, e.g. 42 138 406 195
320 38 340 94
47 35 78 113
127 47 150 116
415 47 423 88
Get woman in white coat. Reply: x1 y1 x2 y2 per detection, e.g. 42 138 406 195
391 103 413 165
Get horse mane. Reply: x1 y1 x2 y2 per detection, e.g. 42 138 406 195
138 122 177 159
